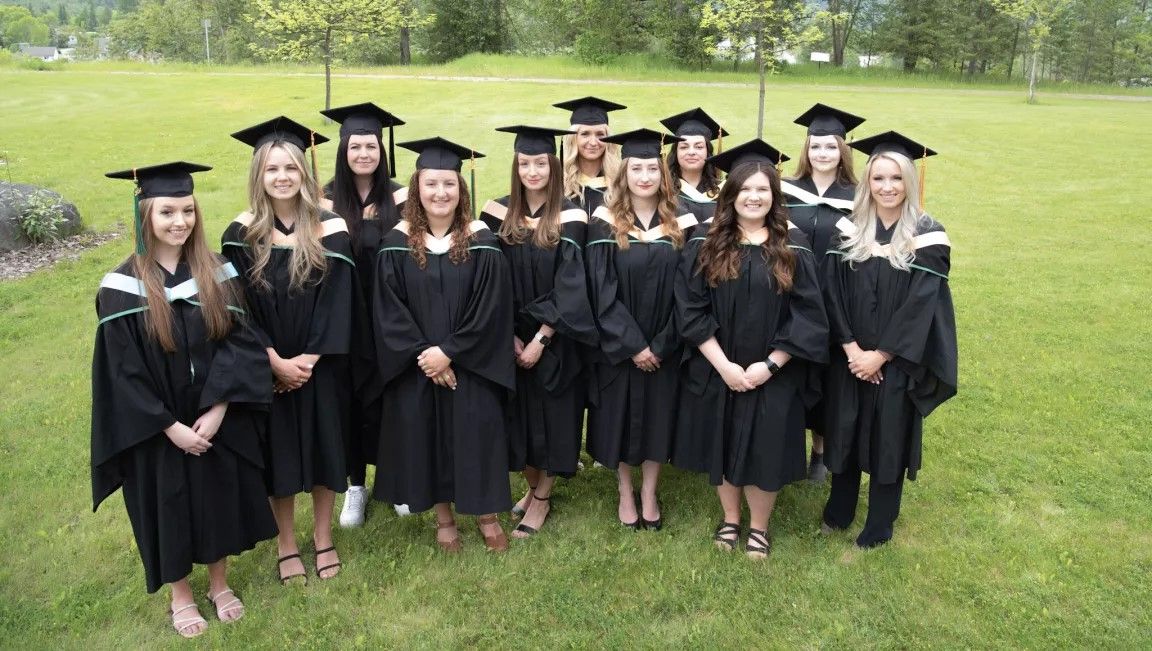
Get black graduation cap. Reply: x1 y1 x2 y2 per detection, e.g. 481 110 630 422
230 115 330 153
706 139 791 174
495 125 570 156
793 103 866 138
552 96 627 126
599 128 681 160
397 136 485 172
105 161 212 255
320 102 405 178
659 107 729 142
849 130 937 160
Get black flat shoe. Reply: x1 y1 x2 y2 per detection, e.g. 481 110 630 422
745 528 772 559
640 495 662 531
513 494 551 538
620 491 640 530
511 484 536 519
713 521 741 551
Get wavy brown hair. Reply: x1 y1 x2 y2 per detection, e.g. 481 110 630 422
790 134 857 186
243 141 328 291
401 169 475 269
698 162 794 292
604 157 684 250
500 153 564 249
134 196 240 352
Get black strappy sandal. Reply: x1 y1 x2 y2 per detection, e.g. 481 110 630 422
512 494 552 537
745 528 772 560
314 545 342 579
511 485 537 519
712 521 741 551
277 553 307 586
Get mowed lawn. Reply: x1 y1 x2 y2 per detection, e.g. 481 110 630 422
0 65 1150 648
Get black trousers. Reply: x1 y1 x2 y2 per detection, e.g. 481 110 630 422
823 465 905 547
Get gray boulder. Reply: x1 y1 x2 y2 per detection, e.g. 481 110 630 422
0 182 83 252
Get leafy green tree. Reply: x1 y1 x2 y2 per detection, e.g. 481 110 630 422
423 0 511 62
993 0 1073 101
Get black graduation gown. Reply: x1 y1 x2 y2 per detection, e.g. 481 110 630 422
677 178 721 222
822 217 958 483
781 177 856 434
480 197 599 477
574 172 609 215
672 229 829 490
325 181 408 472
585 208 698 466
221 212 355 497
90 258 276 593
371 221 515 514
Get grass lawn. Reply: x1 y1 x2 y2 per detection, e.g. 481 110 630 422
1 62 1150 648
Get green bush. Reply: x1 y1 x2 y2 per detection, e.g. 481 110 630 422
17 190 69 244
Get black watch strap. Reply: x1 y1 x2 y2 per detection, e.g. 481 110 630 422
765 359 781 375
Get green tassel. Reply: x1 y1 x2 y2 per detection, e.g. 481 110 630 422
470 166 476 219
133 191 145 255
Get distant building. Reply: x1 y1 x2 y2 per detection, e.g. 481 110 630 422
859 54 883 68
17 45 60 61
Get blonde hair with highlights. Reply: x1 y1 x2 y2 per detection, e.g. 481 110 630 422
562 127 621 202
243 142 328 291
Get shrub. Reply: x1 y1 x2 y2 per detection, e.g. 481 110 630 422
18 190 69 244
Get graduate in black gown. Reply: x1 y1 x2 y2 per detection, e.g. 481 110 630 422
553 96 626 215
221 117 353 582
317 102 410 527
92 163 276 637
820 131 957 548
585 129 697 530
479 125 599 538
372 137 515 552
780 103 867 483
660 107 728 222
673 141 829 558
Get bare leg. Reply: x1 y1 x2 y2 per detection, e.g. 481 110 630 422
312 485 340 579
713 480 743 548
812 433 824 455
744 485 779 559
639 460 662 522
270 496 305 580
514 466 542 514
169 576 206 637
513 473 555 537
434 502 458 546
206 559 244 622
616 463 638 525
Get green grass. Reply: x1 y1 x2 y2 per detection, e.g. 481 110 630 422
1 66 1150 648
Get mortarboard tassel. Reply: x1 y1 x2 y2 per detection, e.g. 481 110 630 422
469 152 476 218
132 168 145 256
388 124 396 179
919 146 927 209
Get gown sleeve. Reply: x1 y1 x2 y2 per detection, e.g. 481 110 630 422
220 221 274 349
674 238 718 347
769 232 830 364
823 241 856 346
305 230 355 355
585 222 648 365
437 243 516 391
372 247 432 385
198 288 274 410
522 220 599 347
90 302 177 511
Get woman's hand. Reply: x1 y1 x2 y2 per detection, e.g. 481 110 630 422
719 361 755 392
744 362 772 388
431 367 458 390
191 403 229 441
418 346 452 376
848 350 887 384
269 349 311 391
518 340 544 369
632 347 661 373
513 336 525 357
165 421 212 455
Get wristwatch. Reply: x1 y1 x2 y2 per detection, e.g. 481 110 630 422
765 359 781 375
534 332 552 347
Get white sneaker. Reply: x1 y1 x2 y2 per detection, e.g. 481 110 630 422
393 504 411 516
339 486 367 528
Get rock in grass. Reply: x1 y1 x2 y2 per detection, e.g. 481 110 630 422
0 182 83 251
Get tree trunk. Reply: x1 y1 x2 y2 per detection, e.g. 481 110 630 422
400 27 411 65
1028 44 1038 103
324 26 332 111
756 27 766 140
1007 22 1020 79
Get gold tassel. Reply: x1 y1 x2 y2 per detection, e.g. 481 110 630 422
919 147 927 209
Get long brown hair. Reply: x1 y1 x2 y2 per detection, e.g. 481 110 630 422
605 157 684 250
133 196 239 352
791 134 857 186
500 153 564 249
698 163 794 292
243 141 328 291
401 169 475 268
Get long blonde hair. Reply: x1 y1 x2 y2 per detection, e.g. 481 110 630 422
605 157 684 250
243 142 328 291
841 151 924 271
562 129 621 202
133 196 239 352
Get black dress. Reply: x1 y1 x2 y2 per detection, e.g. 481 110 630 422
676 178 721 222
480 197 599 477
780 177 856 435
574 172 609 215
585 207 698 466
371 220 516 514
91 258 276 593
221 212 355 497
673 228 829 490
821 217 957 483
